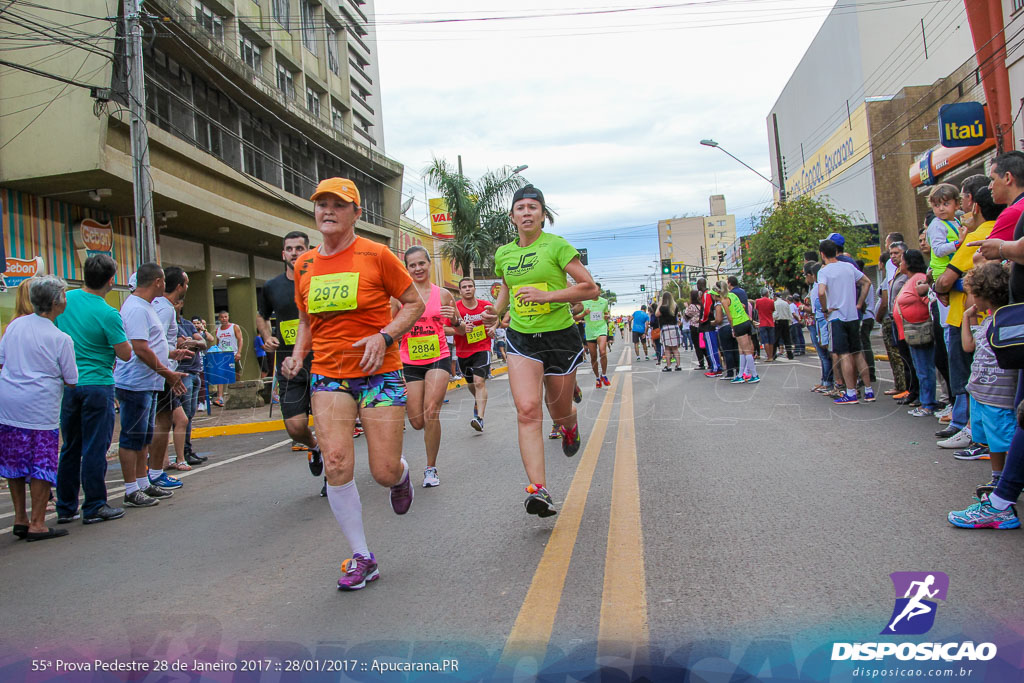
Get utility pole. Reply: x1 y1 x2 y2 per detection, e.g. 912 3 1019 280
772 113 787 205
126 0 157 264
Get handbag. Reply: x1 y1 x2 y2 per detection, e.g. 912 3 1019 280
895 297 933 347
903 320 934 347
987 302 1024 369
652 327 661 341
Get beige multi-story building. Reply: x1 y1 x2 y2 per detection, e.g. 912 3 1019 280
0 0 403 380
657 195 736 290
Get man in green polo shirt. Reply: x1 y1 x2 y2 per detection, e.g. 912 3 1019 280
55 254 132 525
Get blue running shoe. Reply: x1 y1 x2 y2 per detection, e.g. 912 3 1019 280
149 472 183 489
833 394 859 406
948 498 1020 529
747 375 760 384
729 375 745 384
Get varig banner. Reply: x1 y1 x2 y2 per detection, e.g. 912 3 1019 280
428 198 453 239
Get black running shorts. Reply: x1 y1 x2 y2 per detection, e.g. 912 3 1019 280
458 351 491 380
402 357 452 383
506 325 585 376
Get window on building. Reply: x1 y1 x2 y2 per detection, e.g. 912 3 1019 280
193 1 224 42
326 24 340 74
241 111 281 185
276 63 295 99
331 105 345 132
239 34 262 74
271 0 289 29
306 87 321 118
301 1 318 55
281 134 314 198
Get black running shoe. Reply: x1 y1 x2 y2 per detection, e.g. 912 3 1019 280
524 485 558 517
320 478 327 498
308 446 324 477
573 384 583 404
143 485 173 499
560 423 582 457
83 504 125 525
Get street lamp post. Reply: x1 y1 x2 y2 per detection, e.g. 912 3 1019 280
699 139 779 189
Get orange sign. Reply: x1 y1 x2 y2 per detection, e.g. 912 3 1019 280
73 218 114 252
2 256 44 288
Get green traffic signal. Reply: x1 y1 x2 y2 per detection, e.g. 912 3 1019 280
640 284 646 292
660 258 671 275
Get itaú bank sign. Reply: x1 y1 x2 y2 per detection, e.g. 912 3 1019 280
785 102 870 199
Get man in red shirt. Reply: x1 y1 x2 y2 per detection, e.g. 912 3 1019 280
454 278 492 432
987 151 1024 241
753 289 776 362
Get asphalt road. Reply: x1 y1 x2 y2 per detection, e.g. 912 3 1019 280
1 345 1022 681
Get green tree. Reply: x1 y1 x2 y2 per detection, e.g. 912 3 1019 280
424 158 552 276
744 195 870 293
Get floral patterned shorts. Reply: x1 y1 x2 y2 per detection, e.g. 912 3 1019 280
310 370 407 408
0 423 59 484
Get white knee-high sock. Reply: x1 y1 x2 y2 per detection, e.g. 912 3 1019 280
327 480 370 558
746 354 756 376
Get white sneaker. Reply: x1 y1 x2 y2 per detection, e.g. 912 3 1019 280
935 405 953 419
423 466 440 488
937 426 971 449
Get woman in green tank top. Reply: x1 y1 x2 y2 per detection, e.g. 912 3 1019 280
482 185 598 519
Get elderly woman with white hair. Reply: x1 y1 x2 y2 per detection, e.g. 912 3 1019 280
0 275 78 541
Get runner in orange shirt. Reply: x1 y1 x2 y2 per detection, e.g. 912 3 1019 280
282 177 423 591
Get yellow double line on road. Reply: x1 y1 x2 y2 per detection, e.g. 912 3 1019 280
499 348 647 666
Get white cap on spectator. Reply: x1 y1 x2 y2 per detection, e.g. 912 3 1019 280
128 272 137 292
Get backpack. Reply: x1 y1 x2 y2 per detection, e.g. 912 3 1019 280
987 302 1024 369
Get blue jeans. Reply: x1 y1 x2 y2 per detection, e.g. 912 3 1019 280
791 322 806 354
181 374 201 452
944 325 971 429
811 319 834 386
907 342 937 410
995 372 1024 504
57 385 115 517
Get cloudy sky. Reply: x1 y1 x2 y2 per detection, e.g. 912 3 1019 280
376 0 846 312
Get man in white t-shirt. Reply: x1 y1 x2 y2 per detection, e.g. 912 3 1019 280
818 239 874 406
213 309 242 406
113 263 189 508
149 267 199 490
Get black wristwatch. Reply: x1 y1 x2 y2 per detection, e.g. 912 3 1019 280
380 332 394 347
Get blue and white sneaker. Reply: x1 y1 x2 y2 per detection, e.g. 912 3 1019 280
149 472 183 489
833 394 859 406
948 497 1020 529
747 375 760 384
729 375 745 384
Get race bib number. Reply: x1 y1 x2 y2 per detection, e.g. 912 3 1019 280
589 310 603 322
513 283 550 317
278 319 299 345
307 273 359 314
407 334 441 361
466 324 487 344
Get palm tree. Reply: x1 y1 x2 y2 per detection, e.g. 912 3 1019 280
424 158 553 277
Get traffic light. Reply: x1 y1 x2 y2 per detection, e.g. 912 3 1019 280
640 284 646 292
661 258 671 275
718 250 725 263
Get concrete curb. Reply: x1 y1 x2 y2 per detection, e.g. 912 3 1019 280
189 364 510 440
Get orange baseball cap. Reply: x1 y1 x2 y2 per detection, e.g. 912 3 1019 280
310 177 360 206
